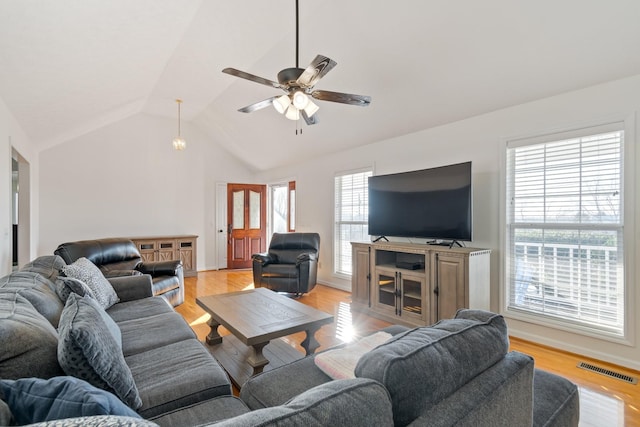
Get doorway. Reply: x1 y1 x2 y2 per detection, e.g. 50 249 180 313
226 183 267 269
216 181 296 270
11 148 30 271
269 181 296 234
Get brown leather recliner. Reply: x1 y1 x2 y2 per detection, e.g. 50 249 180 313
54 237 184 306
251 232 320 295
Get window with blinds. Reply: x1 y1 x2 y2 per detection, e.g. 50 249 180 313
505 125 625 337
334 169 372 276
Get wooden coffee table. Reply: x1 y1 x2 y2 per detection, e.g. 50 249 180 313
196 287 334 387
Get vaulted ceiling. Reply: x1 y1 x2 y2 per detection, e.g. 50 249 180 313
2 0 640 171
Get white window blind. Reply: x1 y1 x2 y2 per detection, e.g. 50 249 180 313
505 127 625 336
334 169 372 275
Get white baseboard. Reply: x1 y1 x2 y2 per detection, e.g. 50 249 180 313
510 327 640 371
317 279 350 292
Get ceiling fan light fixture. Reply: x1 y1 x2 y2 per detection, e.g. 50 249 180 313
292 91 309 109
285 105 300 121
221 0 370 129
303 99 319 118
273 94 291 114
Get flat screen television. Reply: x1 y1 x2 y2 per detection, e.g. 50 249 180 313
368 161 472 242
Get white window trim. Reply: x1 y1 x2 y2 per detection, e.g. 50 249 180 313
499 115 636 346
333 166 374 279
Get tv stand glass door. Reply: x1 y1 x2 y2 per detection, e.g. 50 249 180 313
373 249 428 324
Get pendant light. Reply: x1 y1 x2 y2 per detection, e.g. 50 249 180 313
172 99 186 151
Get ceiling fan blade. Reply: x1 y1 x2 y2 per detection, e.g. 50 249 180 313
238 96 279 113
296 55 337 88
311 90 371 106
222 68 283 89
301 110 318 125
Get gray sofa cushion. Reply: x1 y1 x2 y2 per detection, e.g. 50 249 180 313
125 339 231 418
118 312 196 357
217 378 393 427
409 351 535 427
240 354 333 410
107 297 173 323
20 255 66 281
150 395 250 427
0 399 10 426
62 257 119 309
58 294 141 409
0 292 63 379
533 369 580 427
106 275 155 304
0 271 64 327
355 309 509 426
239 325 412 411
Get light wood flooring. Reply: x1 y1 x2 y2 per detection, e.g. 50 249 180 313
175 270 640 427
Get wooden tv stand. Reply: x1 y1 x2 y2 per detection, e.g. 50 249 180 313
351 241 490 327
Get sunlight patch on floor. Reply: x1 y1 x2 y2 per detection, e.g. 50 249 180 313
335 302 355 343
190 313 210 327
578 386 625 427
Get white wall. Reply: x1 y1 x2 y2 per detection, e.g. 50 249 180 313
255 74 640 370
38 112 254 270
0 96 37 276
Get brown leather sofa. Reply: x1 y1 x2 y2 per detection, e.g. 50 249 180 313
251 232 320 295
54 237 184 306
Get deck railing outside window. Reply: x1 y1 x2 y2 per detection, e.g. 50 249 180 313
505 125 625 337
511 239 622 333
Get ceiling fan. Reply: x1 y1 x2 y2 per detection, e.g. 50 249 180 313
222 0 371 126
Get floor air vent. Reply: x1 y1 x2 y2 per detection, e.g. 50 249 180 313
577 362 638 384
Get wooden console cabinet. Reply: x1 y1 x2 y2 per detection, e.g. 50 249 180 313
351 241 490 327
130 235 198 277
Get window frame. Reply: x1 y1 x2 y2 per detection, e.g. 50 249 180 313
500 118 636 345
334 167 373 278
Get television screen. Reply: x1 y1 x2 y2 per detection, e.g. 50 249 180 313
368 162 472 241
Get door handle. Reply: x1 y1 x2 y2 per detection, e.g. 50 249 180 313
227 224 232 244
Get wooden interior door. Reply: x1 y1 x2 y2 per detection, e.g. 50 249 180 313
227 183 267 269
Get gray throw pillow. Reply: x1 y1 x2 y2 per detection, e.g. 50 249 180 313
55 276 97 303
57 294 140 409
62 257 119 309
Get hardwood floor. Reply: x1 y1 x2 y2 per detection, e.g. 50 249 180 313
176 270 640 427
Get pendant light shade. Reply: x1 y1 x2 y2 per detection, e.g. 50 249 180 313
303 99 319 118
172 99 186 150
285 105 300 121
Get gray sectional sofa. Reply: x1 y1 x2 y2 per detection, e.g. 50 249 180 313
0 255 230 420
1 255 579 426
235 310 580 427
